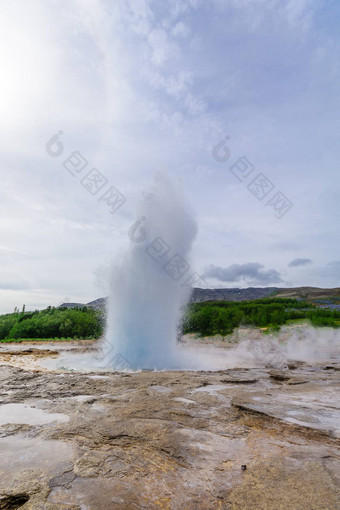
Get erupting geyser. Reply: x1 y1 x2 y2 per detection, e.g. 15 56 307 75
103 174 198 369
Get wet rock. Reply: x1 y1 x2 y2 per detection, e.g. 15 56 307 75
229 459 340 510
324 364 340 371
232 384 340 440
287 360 306 370
0 351 339 509
287 378 309 385
198 380 210 387
269 370 291 381
220 377 257 384
0 349 58 358
49 471 76 489
0 491 29 509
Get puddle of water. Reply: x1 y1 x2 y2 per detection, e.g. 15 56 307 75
243 389 340 438
193 384 228 395
67 395 94 402
49 477 135 509
275 391 340 434
148 385 172 394
0 436 73 488
0 404 69 426
174 397 197 405
284 409 340 436
88 375 110 380
90 403 106 412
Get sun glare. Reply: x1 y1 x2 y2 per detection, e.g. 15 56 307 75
0 6 49 128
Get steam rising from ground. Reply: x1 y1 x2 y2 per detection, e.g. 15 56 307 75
179 326 340 371
49 324 339 372
277 326 340 362
103 174 198 369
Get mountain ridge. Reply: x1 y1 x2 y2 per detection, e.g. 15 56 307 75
58 286 340 310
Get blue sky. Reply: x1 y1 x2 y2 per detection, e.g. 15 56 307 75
0 0 339 312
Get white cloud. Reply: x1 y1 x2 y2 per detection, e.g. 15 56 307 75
148 28 178 66
172 21 191 38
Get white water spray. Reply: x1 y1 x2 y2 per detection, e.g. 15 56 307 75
104 174 198 369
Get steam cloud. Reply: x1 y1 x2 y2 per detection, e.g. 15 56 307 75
103 173 198 369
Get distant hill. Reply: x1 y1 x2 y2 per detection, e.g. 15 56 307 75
190 287 279 302
57 302 86 309
59 298 107 310
274 286 340 302
86 298 107 310
58 287 340 311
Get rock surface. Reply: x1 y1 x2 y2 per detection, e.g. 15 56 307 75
0 345 339 509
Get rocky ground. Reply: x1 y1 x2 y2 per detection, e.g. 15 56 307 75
0 342 339 509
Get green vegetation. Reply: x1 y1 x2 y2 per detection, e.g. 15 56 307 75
181 298 340 337
0 306 104 342
1 298 339 343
